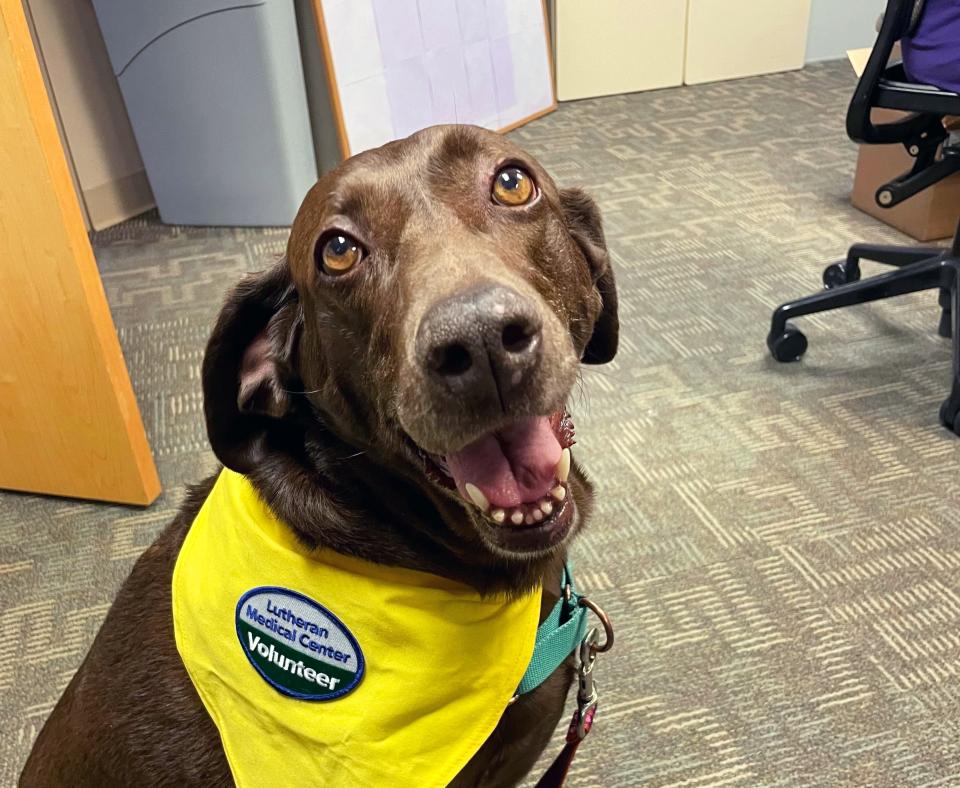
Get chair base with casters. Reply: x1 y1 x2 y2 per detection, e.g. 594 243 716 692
765 0 960 435
767 221 960 435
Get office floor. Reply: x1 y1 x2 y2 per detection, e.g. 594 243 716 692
3 60 960 786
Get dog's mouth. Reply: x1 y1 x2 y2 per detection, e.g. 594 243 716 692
414 411 577 553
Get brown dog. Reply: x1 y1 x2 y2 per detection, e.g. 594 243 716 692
21 125 618 787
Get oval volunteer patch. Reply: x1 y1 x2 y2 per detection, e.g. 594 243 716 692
236 587 364 700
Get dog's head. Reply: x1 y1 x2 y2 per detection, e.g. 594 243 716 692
203 125 617 577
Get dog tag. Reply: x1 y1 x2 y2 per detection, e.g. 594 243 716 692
236 587 365 701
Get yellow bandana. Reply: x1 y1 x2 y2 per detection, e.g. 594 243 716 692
173 470 541 787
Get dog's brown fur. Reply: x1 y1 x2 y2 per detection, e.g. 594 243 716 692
21 125 618 787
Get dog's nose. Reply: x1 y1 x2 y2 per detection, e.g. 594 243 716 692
417 284 543 409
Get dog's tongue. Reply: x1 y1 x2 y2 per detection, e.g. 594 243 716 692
445 416 562 508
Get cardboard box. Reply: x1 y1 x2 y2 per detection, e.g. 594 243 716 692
851 108 960 242
847 48 960 242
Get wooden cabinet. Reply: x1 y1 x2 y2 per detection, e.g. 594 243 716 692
0 0 160 505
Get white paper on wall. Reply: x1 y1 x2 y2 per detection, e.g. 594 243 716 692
318 0 554 156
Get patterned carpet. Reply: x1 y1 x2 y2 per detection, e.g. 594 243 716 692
4 60 960 786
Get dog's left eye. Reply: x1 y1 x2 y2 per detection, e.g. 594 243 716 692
492 166 536 206
317 233 364 275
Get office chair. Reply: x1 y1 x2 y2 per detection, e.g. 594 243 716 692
767 0 960 434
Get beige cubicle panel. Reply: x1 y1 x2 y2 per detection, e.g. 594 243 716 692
684 0 812 85
554 0 687 101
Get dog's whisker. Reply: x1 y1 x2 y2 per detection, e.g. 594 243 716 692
579 366 618 379
572 371 590 413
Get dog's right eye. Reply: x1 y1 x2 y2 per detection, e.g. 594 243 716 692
316 233 364 275
492 166 536 206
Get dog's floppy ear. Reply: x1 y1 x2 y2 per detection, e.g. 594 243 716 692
560 187 619 364
202 259 303 473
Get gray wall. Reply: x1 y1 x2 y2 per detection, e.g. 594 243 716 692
805 0 885 62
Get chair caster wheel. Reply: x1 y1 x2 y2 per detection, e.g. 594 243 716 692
767 324 808 362
823 262 860 289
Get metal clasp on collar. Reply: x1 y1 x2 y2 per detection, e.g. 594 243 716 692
574 628 600 740
571 595 613 741
578 596 614 655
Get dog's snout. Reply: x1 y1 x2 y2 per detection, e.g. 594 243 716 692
417 285 543 409
424 315 540 379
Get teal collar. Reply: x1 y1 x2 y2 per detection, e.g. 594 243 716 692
516 563 589 696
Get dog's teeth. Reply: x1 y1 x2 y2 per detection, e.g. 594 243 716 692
465 483 489 512
550 485 566 501
532 509 544 522
540 500 553 515
510 510 524 525
524 513 536 525
555 448 571 484
491 508 506 524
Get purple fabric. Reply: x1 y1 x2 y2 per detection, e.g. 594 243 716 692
901 0 960 93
